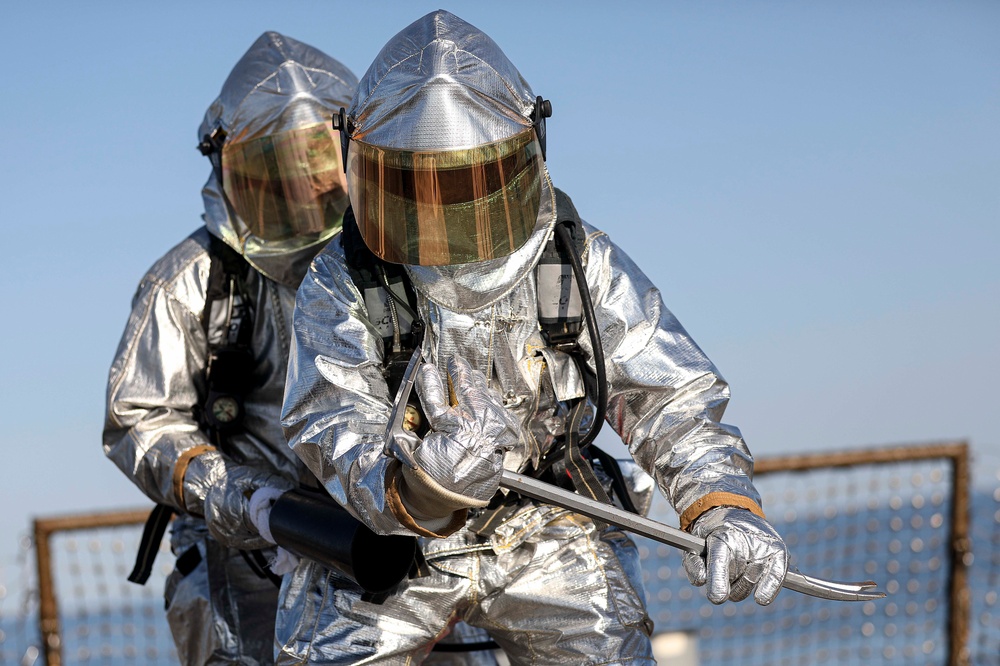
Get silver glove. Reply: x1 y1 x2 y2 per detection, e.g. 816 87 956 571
683 506 788 606
399 356 520 520
184 451 295 550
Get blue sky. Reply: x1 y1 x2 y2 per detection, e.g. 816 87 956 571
1 2 997 569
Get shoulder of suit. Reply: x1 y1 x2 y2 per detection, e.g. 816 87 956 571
137 227 215 315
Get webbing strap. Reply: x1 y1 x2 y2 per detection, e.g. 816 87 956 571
585 444 640 515
467 499 519 536
130 234 252 586
560 401 611 530
128 504 175 585
202 234 250 337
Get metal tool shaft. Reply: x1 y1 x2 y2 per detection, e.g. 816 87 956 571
384 348 883 602
500 470 885 602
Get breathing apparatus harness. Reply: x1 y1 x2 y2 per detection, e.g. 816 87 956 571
470 203 641 534
194 127 259 447
339 201 639 537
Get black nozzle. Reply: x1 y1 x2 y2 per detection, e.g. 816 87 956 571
269 488 417 594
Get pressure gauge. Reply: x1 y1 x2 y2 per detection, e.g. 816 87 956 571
207 394 243 428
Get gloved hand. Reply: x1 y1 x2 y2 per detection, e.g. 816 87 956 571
182 450 295 550
397 356 520 522
683 507 788 605
247 486 286 545
247 487 302 575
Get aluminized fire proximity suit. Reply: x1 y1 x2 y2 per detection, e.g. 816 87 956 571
278 11 787 665
103 32 358 664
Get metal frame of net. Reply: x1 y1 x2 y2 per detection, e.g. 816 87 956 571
31 510 178 665
639 441 999 665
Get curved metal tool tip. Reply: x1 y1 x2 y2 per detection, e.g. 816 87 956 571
784 571 887 601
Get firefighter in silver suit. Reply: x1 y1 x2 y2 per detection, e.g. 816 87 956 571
103 32 357 664
279 10 789 664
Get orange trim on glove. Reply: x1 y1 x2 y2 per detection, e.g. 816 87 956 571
679 491 766 532
385 462 467 538
171 445 217 513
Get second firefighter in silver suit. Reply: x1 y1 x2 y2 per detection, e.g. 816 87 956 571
279 11 789 664
103 32 358 665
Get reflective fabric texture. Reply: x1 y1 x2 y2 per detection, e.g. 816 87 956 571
275 515 653 664
280 187 760 660
280 9 763 662
344 10 543 267
105 31 359 666
684 506 789 606
348 12 535 151
200 32 358 286
196 451 296 550
165 529 279 665
105 229 308 510
283 186 761 532
409 358 520 507
348 129 543 265
103 228 311 663
222 121 348 248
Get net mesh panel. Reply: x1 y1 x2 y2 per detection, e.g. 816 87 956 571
640 456 1000 665
50 525 177 664
0 535 40 665
3 518 180 666
974 470 1000 665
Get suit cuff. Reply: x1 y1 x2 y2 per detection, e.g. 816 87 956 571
679 491 765 532
171 445 218 514
385 462 467 538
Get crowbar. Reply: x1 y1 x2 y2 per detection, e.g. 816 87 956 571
500 469 885 602
386 349 886 603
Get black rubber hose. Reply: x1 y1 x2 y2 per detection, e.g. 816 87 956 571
554 221 606 448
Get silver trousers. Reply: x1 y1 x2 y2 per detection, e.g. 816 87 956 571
165 537 279 665
275 513 655 665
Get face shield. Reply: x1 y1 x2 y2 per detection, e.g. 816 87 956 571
221 121 348 255
347 127 543 266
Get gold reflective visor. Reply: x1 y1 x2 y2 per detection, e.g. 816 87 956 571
222 122 348 243
347 129 543 265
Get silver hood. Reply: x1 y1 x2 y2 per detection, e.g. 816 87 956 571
199 31 358 286
348 10 536 150
348 10 551 308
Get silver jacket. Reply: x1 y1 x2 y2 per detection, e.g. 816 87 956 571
282 171 762 542
278 175 757 664
103 226 308 538
103 31 356 664
104 30 356 547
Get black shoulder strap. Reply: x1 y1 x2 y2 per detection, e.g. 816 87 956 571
198 234 254 447
341 207 424 394
131 235 256 586
202 233 252 341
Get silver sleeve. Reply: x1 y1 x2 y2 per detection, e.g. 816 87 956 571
580 227 761 516
103 276 212 508
281 247 411 536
